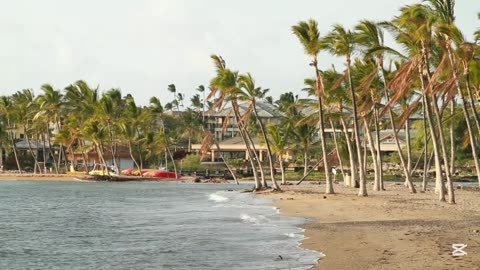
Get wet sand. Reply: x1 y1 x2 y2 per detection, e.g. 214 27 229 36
262 183 480 270
0 173 79 181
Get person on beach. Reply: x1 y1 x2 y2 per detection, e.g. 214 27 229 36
332 167 337 182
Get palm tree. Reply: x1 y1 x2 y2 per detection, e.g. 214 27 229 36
292 19 334 194
196 85 206 121
322 24 366 196
35 84 64 173
149 97 178 177
238 73 281 190
0 96 22 172
355 19 415 192
426 0 479 201
64 80 100 172
12 89 42 173
179 108 202 152
208 55 263 190
386 4 447 201
267 124 288 185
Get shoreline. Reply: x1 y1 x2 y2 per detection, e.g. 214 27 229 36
0 174 78 181
261 183 480 270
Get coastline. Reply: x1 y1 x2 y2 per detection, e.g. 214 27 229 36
261 183 480 270
0 174 78 181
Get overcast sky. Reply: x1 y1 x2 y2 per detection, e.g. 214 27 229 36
0 0 478 106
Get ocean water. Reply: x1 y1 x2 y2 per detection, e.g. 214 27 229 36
0 181 320 270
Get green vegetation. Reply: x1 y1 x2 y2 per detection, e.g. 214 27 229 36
0 1 478 203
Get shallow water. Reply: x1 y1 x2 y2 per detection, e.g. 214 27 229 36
0 181 320 269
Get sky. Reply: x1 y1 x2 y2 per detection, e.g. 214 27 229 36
0 0 478 107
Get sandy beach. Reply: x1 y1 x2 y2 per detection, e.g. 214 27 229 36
0 173 78 181
263 183 480 270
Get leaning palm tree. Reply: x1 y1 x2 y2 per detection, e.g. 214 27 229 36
385 4 447 201
355 19 415 192
426 0 478 200
208 55 263 190
292 19 334 194
322 24 367 196
238 73 281 190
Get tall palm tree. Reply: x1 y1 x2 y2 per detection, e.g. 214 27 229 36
322 24 366 196
238 73 281 190
12 89 42 173
292 19 334 194
386 4 447 201
355 19 416 192
35 84 64 173
426 0 478 201
208 55 263 190
149 97 178 177
0 96 22 172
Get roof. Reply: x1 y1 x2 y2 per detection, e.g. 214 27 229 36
15 139 49 150
191 136 268 151
207 101 284 118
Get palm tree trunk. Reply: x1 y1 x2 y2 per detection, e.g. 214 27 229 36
106 121 119 173
304 149 308 178
213 138 239 184
330 120 345 181
8 129 22 173
346 57 366 196
373 106 384 190
24 125 41 174
449 101 456 176
341 118 357 187
243 121 267 188
127 140 141 176
279 156 286 185
253 104 281 190
431 96 454 203
314 64 334 194
45 124 58 174
379 65 416 193
422 99 429 192
231 101 261 190
461 54 480 187
419 74 446 201
404 118 412 186
364 118 379 191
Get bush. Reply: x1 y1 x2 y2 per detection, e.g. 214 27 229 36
181 154 202 170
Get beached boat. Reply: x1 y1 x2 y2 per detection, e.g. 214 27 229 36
88 164 118 177
75 174 182 182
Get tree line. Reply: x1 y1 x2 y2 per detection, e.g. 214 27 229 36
202 0 480 204
0 0 478 204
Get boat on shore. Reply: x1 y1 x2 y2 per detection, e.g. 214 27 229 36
75 174 183 182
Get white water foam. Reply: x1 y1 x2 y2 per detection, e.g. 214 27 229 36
240 214 271 225
208 193 229 203
284 233 296 238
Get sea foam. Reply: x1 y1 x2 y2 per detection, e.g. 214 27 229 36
208 193 229 203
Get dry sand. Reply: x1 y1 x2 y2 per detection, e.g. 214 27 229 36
262 182 480 270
